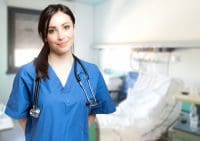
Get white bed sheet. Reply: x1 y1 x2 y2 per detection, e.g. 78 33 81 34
97 72 183 141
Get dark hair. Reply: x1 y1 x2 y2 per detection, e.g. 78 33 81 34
34 4 75 78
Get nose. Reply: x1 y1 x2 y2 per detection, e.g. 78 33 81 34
57 29 65 40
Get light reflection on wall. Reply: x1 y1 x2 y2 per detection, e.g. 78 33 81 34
100 48 132 72
14 48 40 67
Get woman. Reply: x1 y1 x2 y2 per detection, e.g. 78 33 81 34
5 4 116 141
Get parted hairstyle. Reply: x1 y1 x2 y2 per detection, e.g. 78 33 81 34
34 4 75 78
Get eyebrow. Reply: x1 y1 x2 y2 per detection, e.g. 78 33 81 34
48 22 71 29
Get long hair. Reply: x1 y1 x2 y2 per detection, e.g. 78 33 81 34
34 4 75 78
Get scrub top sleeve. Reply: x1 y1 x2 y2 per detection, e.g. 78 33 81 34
89 68 116 115
5 71 31 119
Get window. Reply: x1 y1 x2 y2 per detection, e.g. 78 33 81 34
7 7 42 74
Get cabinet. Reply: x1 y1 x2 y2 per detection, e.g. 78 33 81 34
168 113 200 141
168 128 200 141
170 91 200 141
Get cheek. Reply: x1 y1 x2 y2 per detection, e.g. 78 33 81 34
66 30 75 38
47 36 55 44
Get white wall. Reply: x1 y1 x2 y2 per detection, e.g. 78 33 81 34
0 0 94 103
93 0 200 91
0 0 10 103
94 0 200 44
169 49 200 89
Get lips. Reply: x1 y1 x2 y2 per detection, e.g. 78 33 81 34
57 42 67 47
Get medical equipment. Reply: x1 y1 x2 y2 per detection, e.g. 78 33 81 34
29 75 41 118
30 54 101 118
73 55 101 110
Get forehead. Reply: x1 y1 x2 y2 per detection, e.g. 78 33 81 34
49 11 73 26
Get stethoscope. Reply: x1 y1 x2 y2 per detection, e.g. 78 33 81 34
30 54 101 118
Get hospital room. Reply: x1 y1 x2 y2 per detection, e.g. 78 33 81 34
0 0 200 141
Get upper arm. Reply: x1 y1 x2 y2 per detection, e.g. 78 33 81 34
5 71 32 119
89 66 116 115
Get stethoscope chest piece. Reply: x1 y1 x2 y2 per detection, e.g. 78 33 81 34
30 106 40 118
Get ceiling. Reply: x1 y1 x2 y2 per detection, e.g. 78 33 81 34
64 0 106 5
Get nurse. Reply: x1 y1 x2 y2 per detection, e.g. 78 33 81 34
5 4 116 141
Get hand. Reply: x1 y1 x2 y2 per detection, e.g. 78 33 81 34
88 115 96 127
18 119 27 130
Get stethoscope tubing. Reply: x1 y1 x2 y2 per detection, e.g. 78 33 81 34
30 54 99 118
33 76 41 109
73 54 97 104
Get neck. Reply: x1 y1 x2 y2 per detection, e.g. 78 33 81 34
48 52 74 67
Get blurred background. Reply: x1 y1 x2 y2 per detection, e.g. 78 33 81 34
1 0 200 141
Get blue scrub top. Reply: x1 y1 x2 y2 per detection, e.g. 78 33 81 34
5 60 116 141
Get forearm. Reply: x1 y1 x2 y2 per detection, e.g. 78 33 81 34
18 119 27 130
88 115 96 127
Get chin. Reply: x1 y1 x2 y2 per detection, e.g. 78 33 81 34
57 48 72 56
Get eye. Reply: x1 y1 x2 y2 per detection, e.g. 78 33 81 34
64 25 70 30
48 29 55 34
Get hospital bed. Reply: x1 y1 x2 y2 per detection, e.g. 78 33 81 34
97 72 183 141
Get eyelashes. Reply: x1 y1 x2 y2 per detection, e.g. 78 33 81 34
48 25 72 34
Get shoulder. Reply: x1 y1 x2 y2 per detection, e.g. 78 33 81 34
79 59 100 73
77 60 103 81
78 59 107 86
16 61 36 81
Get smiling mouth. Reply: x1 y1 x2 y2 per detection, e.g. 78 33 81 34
57 42 67 47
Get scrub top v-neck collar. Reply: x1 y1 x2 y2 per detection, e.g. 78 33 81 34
48 61 75 91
